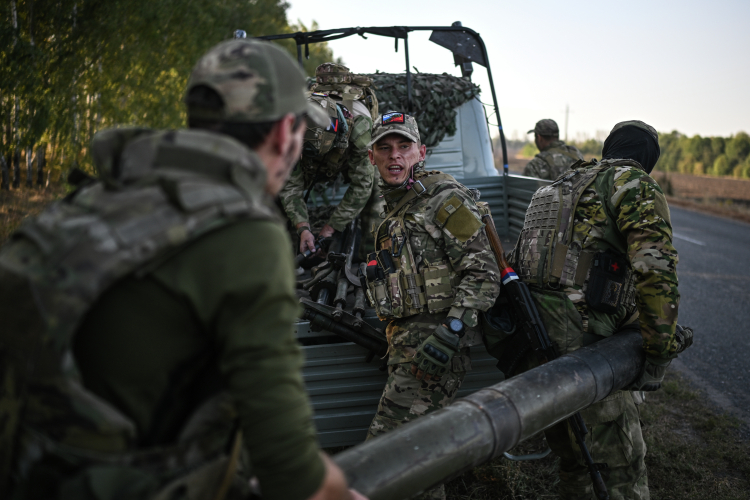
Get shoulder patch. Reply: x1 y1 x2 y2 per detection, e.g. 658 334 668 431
436 195 483 242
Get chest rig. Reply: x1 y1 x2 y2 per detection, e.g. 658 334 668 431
363 173 460 319
0 128 274 488
512 159 637 311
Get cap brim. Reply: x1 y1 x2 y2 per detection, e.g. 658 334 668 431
367 130 419 148
305 100 329 128
527 129 535 134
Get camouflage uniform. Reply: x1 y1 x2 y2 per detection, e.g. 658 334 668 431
0 40 330 500
279 63 379 235
510 122 679 499
523 139 584 180
366 164 500 499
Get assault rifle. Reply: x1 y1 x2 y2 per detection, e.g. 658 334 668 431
481 214 610 500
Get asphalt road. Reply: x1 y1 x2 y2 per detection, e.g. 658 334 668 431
668 206 750 427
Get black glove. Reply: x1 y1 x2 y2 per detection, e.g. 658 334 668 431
411 325 460 381
630 356 671 392
674 324 694 354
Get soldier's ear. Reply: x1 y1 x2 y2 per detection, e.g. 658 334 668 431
419 143 427 161
368 149 376 165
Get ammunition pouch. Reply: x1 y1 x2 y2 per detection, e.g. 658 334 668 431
364 252 458 320
585 252 632 314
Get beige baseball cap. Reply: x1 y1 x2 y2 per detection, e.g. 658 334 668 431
367 112 421 147
186 39 327 127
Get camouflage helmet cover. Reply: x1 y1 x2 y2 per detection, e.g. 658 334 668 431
316 62 352 85
186 39 327 127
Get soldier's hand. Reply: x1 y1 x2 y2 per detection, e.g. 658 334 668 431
630 356 671 392
674 324 694 354
411 325 460 382
319 223 336 239
299 228 316 254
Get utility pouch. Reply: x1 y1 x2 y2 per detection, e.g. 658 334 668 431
422 263 457 314
365 251 395 317
585 252 630 314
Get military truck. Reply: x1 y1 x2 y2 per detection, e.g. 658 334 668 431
259 24 549 447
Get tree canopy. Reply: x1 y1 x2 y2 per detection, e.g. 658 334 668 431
1 0 337 187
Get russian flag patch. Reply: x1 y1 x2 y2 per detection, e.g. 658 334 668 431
501 267 519 285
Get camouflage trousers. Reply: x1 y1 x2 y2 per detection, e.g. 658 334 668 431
366 362 465 500
544 391 648 500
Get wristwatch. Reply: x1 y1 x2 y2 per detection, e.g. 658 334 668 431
445 317 465 338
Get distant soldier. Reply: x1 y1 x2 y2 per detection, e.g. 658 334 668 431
279 63 380 254
523 118 584 179
362 112 500 500
510 120 692 499
0 39 366 500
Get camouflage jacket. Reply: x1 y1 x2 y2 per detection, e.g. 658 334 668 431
523 140 584 180
377 170 500 359
513 159 680 359
279 99 374 232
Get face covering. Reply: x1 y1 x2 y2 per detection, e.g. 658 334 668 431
602 126 660 174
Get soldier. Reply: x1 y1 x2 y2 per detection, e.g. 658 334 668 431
278 63 380 254
362 112 500 500
0 39 366 500
509 120 692 499
523 118 584 179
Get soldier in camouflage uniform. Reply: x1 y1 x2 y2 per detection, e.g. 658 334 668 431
278 63 381 254
0 39 366 500
523 119 584 180
509 120 692 499
362 113 500 500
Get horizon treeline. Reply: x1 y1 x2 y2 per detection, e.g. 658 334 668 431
515 131 750 179
1 0 336 189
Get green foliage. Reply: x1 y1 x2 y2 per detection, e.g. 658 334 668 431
655 130 750 177
520 142 538 157
1 0 336 184
568 138 602 159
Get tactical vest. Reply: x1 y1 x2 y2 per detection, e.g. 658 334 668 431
538 144 583 170
300 79 379 183
512 159 637 308
364 173 461 319
0 128 274 496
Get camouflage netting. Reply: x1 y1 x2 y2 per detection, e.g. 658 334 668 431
367 73 481 148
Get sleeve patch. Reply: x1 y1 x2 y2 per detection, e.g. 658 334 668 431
437 195 483 242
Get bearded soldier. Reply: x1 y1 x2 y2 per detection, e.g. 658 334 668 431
362 112 500 500
279 63 380 254
509 120 691 499
0 40 366 500
523 118 584 180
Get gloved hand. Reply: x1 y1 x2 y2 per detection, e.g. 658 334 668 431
411 325 460 381
630 356 671 392
674 324 694 354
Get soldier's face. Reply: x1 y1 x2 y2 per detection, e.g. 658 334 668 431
369 134 426 186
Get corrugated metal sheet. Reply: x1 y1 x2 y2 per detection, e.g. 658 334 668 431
302 341 505 447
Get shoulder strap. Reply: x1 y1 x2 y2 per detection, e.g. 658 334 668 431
376 174 452 242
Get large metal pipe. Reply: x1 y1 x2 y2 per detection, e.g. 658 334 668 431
334 330 645 500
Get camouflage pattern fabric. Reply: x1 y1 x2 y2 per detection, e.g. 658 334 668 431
279 99 374 232
523 140 584 180
186 39 327 127
0 128 276 498
367 73 480 147
508 157 679 498
544 392 648 500
374 169 501 332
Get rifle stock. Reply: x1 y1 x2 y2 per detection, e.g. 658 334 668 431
481 214 610 500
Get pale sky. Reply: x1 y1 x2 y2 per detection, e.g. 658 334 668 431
286 0 749 141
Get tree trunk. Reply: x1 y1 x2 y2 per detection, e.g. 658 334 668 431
1 153 8 190
12 150 20 188
26 147 34 188
36 144 45 187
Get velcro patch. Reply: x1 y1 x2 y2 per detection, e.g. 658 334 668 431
436 195 483 242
